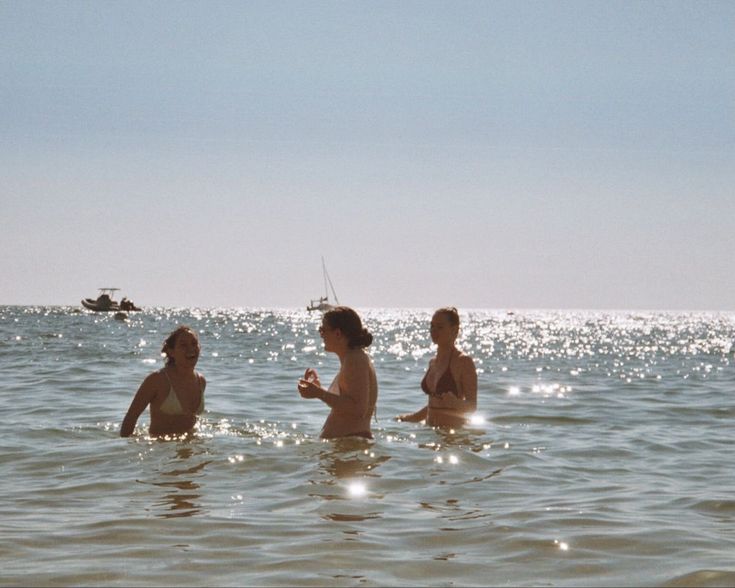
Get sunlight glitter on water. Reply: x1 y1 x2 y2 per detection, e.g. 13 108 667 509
2 306 735 587
347 481 367 497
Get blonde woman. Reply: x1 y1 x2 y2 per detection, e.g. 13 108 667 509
397 307 477 428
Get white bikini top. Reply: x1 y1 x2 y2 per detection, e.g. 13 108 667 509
327 375 341 396
159 369 205 416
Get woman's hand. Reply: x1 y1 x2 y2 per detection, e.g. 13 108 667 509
303 368 320 387
395 406 428 422
434 391 464 410
297 378 322 399
298 368 322 398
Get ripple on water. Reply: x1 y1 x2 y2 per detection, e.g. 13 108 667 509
662 570 735 588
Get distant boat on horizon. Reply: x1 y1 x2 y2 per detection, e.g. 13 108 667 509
307 257 339 312
81 287 141 312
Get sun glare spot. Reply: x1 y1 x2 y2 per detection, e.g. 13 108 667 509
508 386 521 397
469 414 486 425
347 481 367 497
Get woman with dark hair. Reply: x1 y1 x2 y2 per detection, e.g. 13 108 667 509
298 306 378 439
397 307 477 428
120 326 206 438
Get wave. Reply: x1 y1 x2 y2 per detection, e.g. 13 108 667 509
663 569 735 587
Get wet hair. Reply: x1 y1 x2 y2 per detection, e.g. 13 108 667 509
161 326 199 366
434 306 460 327
323 306 373 349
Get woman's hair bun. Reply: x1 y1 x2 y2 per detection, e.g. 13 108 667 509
358 328 373 348
323 306 373 349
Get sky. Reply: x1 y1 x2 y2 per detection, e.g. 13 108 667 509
1 1 734 310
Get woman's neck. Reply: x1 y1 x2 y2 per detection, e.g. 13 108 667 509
335 345 355 363
169 364 196 377
436 343 456 360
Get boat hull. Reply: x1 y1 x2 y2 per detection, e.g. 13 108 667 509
81 298 120 312
307 302 335 312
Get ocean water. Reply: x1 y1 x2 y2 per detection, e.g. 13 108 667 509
1 306 734 587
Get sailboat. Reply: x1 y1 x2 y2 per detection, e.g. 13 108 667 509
307 257 339 312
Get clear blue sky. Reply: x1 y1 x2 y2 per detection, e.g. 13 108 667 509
2 1 733 309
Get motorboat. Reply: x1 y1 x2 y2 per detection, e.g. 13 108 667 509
81 288 141 312
307 258 339 312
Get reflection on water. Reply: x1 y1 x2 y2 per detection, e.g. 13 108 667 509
148 446 212 519
310 441 392 523
433 427 490 451
324 512 381 522
318 444 391 481
152 479 202 519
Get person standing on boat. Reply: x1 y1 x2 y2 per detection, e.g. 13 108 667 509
298 307 378 439
397 307 477 428
121 326 206 438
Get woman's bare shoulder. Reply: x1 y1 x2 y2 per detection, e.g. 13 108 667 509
456 351 477 369
343 348 370 365
344 348 372 367
142 369 168 390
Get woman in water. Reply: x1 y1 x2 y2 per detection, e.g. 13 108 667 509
298 307 378 439
397 307 477 428
121 326 206 438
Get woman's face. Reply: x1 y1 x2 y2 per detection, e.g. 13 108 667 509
319 319 341 353
169 331 200 368
430 312 458 346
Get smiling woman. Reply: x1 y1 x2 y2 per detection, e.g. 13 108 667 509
120 326 207 438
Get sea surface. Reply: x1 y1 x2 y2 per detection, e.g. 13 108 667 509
1 306 734 587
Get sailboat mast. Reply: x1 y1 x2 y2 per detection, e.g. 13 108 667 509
321 256 329 300
320 256 339 304
325 267 339 305
327 273 339 305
